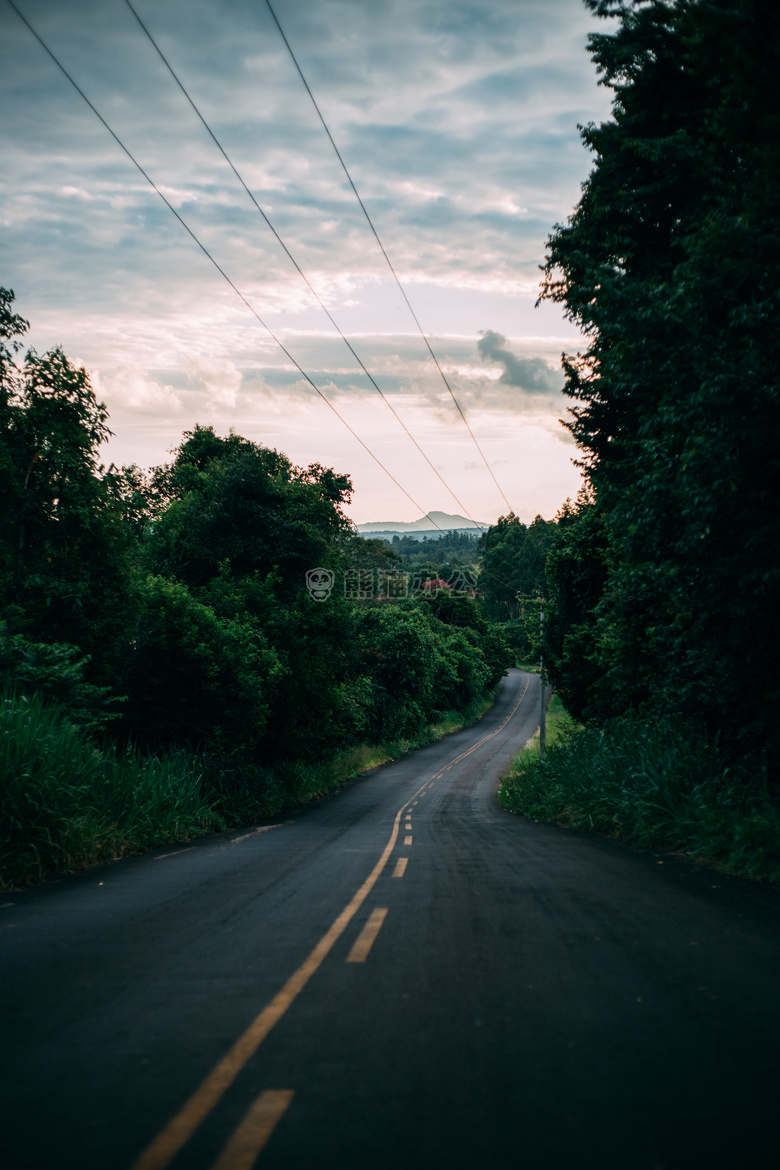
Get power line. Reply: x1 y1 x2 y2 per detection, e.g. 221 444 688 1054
6 0 447 533
123 0 480 526
10 0 522 601
263 0 514 516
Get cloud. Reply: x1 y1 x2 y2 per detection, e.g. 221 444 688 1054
0 0 611 316
0 0 603 519
96 366 183 416
184 355 242 408
476 330 562 395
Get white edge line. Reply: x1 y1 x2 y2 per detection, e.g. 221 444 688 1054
231 821 294 845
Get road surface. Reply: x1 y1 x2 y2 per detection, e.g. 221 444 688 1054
2 668 779 1169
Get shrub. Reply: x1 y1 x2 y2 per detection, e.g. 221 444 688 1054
0 688 220 886
499 713 780 884
120 576 281 756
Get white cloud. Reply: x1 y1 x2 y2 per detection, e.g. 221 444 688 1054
0 0 609 520
96 366 183 416
184 355 243 409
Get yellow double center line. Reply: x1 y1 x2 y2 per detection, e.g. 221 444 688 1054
132 675 529 1170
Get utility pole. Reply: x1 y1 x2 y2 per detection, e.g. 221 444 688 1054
516 590 547 761
539 599 546 761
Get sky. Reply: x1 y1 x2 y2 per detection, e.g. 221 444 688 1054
0 0 613 526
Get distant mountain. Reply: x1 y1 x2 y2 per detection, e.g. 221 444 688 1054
356 512 490 541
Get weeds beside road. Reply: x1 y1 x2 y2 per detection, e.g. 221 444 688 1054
499 698 780 885
0 687 497 889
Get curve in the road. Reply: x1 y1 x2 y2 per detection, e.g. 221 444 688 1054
133 675 531 1170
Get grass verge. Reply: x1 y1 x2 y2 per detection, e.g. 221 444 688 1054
204 689 500 824
511 692 575 760
1 689 222 888
498 706 780 885
1 687 498 889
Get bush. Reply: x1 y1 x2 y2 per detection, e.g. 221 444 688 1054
120 576 281 756
0 621 117 731
499 712 780 884
0 688 221 886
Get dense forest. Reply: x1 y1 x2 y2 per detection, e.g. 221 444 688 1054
0 287 515 882
536 0 780 767
382 530 480 572
496 0 780 883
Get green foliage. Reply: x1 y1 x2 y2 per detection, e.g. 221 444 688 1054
542 496 610 721
477 514 556 619
353 595 511 741
342 533 402 571
415 589 487 633
413 591 514 690
499 711 780 885
356 605 449 739
0 622 117 732
132 425 512 766
540 1 780 766
0 688 221 887
120 575 279 757
386 530 481 568
0 292 135 668
145 425 352 591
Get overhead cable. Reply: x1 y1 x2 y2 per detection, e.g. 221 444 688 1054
6 0 447 532
263 0 514 515
122 0 479 525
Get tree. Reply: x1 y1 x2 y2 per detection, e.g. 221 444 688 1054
540 0 780 763
146 426 353 592
478 514 556 619
120 575 279 756
541 496 610 721
340 533 402 573
0 290 134 668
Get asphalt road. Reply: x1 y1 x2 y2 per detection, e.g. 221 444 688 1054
2 668 779 1170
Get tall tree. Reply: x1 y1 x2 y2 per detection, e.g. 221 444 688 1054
145 426 353 591
0 290 133 666
540 0 780 762
478 514 555 619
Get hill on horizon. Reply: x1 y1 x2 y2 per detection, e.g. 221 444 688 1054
356 512 490 536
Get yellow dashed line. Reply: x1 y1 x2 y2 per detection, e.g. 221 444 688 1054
133 675 530 1170
210 1090 293 1170
346 908 388 963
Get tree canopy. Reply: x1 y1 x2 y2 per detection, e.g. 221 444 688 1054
0 287 512 789
540 0 780 766
478 514 556 619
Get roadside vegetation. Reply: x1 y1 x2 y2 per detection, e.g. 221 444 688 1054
500 703 780 884
1 682 497 890
1 687 215 886
500 0 780 884
500 692 573 762
0 286 512 887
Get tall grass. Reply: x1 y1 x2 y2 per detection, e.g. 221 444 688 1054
208 688 500 820
2 686 499 888
499 710 780 884
1 689 222 887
